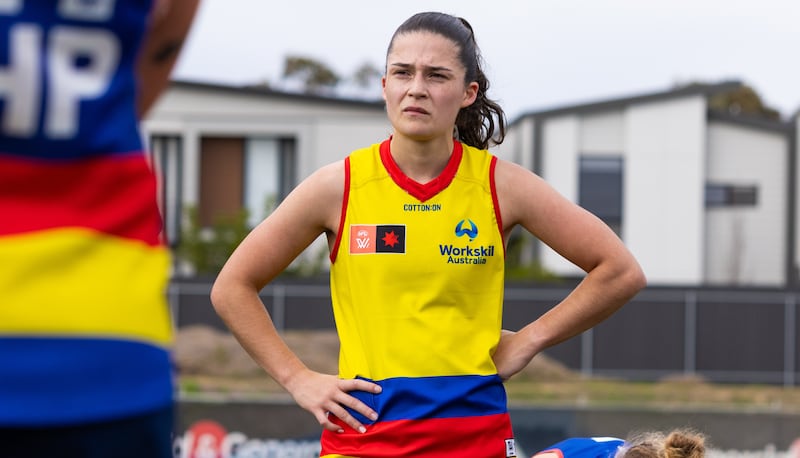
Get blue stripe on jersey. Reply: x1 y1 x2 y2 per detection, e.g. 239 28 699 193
347 374 508 425
0 337 173 426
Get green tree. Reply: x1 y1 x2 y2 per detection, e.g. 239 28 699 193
504 229 559 283
351 61 382 88
709 84 782 120
282 55 340 94
176 206 250 276
176 204 329 278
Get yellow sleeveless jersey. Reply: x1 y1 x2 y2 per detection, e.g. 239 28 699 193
322 139 517 458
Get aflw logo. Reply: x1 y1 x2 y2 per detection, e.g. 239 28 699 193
355 230 371 249
349 224 406 254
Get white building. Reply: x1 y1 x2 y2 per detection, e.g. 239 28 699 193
144 80 797 287
502 81 795 287
794 111 800 284
142 81 389 251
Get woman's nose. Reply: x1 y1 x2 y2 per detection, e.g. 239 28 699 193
407 74 428 97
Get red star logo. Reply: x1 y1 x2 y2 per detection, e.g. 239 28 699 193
382 230 400 247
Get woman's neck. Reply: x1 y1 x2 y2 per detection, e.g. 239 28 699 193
389 135 454 184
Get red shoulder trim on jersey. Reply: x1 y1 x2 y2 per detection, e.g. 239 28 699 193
379 139 462 202
489 155 506 258
330 157 350 263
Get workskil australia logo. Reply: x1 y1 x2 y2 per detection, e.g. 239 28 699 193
454 219 478 241
440 219 495 265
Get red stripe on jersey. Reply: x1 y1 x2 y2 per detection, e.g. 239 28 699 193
0 153 163 246
330 156 350 263
321 412 514 457
489 155 506 257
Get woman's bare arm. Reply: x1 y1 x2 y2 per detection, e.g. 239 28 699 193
210 161 381 434
492 159 647 379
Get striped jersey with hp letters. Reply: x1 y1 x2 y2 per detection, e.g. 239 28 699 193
0 0 173 426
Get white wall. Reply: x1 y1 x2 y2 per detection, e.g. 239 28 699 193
624 96 707 285
496 117 535 171
314 120 392 170
705 122 788 285
534 98 708 285
497 117 537 266
579 110 625 154
795 115 800 281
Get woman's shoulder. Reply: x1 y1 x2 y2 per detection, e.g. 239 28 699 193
306 159 346 192
491 156 544 192
347 140 386 165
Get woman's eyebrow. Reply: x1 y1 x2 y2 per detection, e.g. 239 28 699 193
388 62 455 73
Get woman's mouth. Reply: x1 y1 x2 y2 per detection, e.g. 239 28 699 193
403 106 429 115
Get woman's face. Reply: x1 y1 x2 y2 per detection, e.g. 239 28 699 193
382 31 478 143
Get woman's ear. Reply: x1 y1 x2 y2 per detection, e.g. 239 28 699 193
461 81 479 108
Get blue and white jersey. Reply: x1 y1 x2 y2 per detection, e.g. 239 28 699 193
532 437 625 458
0 0 174 427
0 0 151 159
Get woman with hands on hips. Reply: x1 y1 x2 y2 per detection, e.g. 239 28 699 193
211 11 646 458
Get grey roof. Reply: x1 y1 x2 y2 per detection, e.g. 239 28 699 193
511 80 744 125
171 79 385 109
707 109 792 134
173 78 796 133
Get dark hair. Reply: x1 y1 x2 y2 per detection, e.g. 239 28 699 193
387 12 507 150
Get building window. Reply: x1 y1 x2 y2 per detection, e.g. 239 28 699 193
579 156 623 235
199 136 296 229
148 134 183 247
705 184 758 207
199 137 245 227
244 137 296 227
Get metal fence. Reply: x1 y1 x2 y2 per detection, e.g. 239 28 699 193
169 279 799 386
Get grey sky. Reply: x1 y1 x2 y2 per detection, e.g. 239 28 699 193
173 0 799 121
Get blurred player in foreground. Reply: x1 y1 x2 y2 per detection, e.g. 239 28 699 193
0 1 199 456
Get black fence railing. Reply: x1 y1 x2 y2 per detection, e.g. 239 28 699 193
170 278 799 386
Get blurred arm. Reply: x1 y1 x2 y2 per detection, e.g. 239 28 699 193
136 0 201 118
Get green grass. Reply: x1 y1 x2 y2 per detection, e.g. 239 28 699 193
177 374 800 413
503 378 800 412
